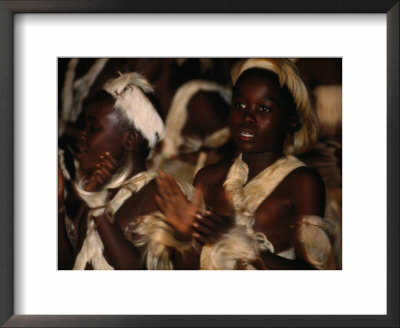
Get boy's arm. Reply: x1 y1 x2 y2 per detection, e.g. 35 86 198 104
259 168 327 270
58 165 75 269
93 214 143 270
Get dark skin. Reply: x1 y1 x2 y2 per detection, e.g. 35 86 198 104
58 165 75 270
59 91 164 269
156 69 327 269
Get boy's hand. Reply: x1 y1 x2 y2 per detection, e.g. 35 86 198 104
155 171 203 241
191 208 233 245
84 152 118 192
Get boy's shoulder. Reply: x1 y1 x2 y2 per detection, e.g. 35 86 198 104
282 165 326 209
194 160 234 187
115 178 158 225
285 165 325 190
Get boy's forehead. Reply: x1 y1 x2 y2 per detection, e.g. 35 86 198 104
85 98 116 117
234 72 282 94
234 70 295 107
238 68 279 83
85 90 115 107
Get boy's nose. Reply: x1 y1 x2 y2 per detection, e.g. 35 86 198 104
244 114 256 124
77 132 87 150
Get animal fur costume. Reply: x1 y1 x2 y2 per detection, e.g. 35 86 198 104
199 154 338 270
73 72 175 270
200 59 338 270
151 80 232 182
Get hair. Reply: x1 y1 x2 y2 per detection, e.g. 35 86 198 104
231 58 318 154
83 89 134 134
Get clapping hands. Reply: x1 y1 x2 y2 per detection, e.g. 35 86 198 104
191 207 233 245
155 171 233 246
84 152 118 192
155 171 202 241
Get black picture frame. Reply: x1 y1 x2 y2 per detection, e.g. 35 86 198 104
0 1 398 327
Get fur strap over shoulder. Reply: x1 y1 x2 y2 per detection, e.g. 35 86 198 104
201 154 337 270
201 154 305 270
73 170 157 270
224 154 305 226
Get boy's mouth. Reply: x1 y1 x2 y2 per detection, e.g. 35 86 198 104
237 129 255 140
240 132 254 137
76 141 88 154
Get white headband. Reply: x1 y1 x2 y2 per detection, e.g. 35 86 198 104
103 72 165 149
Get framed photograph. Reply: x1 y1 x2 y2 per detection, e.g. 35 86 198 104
1 1 398 327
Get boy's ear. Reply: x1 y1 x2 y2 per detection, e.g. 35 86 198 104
288 112 302 135
123 130 139 151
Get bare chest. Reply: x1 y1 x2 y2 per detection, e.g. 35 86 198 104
114 185 158 231
203 182 234 218
252 185 296 252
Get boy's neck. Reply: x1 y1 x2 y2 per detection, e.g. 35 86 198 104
242 151 285 181
129 158 147 178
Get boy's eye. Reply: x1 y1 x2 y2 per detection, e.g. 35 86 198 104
259 105 273 113
234 102 246 110
88 122 100 133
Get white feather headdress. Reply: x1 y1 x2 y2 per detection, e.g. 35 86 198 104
231 58 318 154
103 72 165 149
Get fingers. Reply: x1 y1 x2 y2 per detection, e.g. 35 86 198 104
94 170 105 185
156 171 186 201
84 177 99 192
104 152 117 165
197 210 232 230
100 153 117 172
190 183 204 213
82 152 118 192
97 152 117 176
193 212 215 229
155 194 168 214
155 177 175 203
191 209 234 244
191 214 217 244
90 152 118 187
193 232 207 245
161 171 181 194
155 194 173 221
192 218 213 237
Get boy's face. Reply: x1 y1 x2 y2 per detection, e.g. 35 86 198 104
229 71 293 154
76 98 126 175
